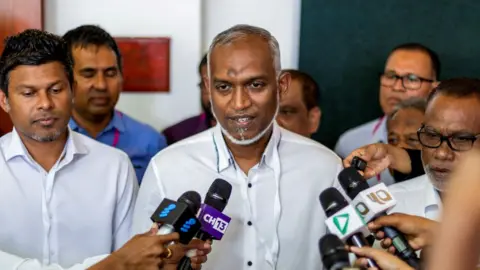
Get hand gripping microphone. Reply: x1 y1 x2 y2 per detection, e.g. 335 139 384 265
320 234 362 270
178 179 233 270
151 191 202 244
320 187 377 268
338 166 420 268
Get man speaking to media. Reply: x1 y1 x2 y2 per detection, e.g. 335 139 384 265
133 24 344 269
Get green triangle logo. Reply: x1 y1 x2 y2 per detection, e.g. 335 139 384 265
333 213 350 235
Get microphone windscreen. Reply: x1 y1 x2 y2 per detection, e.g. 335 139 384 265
319 234 350 270
338 167 369 199
205 178 232 212
319 187 349 217
178 191 202 214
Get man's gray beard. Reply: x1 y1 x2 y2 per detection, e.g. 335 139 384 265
18 126 66 142
210 91 279 146
424 165 446 192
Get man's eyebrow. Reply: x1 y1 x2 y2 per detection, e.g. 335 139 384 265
212 78 232 84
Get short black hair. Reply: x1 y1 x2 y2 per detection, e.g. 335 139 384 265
62 25 122 73
283 69 321 110
0 29 73 97
427 78 480 104
390 43 441 80
198 53 207 75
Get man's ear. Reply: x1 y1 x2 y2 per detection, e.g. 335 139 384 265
308 106 321 135
0 90 10 113
204 76 211 95
431 80 440 90
278 71 291 100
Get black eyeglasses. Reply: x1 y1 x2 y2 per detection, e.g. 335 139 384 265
380 72 434 90
417 125 480 151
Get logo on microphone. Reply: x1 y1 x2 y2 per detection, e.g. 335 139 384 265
180 218 197 232
367 190 392 205
203 214 229 233
159 204 176 218
333 213 350 235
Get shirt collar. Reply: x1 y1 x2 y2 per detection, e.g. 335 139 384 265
211 121 282 173
69 110 126 134
4 127 89 162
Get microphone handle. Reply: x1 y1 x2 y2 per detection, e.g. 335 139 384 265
177 231 214 270
376 212 420 268
347 233 378 268
382 225 420 268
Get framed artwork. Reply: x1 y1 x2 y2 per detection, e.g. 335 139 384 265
115 37 170 92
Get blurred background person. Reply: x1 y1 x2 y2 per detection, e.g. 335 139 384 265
336 43 440 185
276 69 321 137
63 25 167 183
163 53 216 145
344 78 480 218
387 97 426 150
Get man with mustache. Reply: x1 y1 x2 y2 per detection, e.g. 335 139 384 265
163 54 216 145
0 29 199 270
133 24 343 269
344 78 480 221
335 43 440 185
63 25 167 183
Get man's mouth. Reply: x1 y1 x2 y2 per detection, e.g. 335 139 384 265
89 97 110 106
429 166 451 178
229 116 254 127
34 117 57 126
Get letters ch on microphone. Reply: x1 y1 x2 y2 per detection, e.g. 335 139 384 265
203 213 229 233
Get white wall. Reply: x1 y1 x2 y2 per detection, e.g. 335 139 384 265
203 0 301 70
44 0 301 131
44 0 202 130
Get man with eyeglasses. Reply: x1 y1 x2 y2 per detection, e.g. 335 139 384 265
343 78 480 222
335 43 440 186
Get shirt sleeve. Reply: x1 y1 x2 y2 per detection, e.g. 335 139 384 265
132 159 166 235
392 148 424 183
112 154 139 250
0 251 107 270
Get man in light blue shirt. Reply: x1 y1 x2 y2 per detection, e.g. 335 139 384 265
63 25 167 182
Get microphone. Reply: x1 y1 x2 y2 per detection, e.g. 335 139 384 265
319 234 350 270
178 179 233 270
196 178 233 241
338 166 420 268
151 191 202 244
320 187 377 268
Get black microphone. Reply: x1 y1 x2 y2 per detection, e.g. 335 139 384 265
320 234 350 270
338 166 420 268
178 179 233 270
320 188 377 268
196 178 233 241
151 191 202 244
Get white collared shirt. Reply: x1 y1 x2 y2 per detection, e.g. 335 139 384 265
387 174 441 220
0 129 138 269
334 116 395 186
133 122 343 270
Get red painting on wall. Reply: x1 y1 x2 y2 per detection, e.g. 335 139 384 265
115 37 170 92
